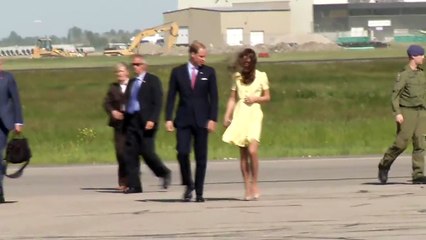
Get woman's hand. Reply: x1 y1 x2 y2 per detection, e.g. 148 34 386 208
244 96 257 105
111 110 124 120
223 117 232 128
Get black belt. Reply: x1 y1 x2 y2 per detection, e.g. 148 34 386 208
400 105 425 110
125 111 139 116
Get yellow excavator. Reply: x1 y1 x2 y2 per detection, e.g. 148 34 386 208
103 21 179 56
32 38 81 58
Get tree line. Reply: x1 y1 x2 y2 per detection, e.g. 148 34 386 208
0 26 139 50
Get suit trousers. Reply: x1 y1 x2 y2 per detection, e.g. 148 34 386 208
176 125 208 197
379 108 426 179
0 121 9 196
124 113 170 190
113 128 127 181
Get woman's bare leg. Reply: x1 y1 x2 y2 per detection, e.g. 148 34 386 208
240 147 252 200
248 141 260 199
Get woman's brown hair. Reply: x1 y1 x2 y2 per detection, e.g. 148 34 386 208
237 48 257 84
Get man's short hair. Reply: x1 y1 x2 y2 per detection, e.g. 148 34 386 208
189 40 206 55
132 54 147 64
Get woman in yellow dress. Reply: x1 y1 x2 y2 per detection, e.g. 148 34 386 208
222 48 271 200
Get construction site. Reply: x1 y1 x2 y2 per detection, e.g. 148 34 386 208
134 33 341 56
1 0 426 58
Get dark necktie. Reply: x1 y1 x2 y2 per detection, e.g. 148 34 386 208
191 67 197 89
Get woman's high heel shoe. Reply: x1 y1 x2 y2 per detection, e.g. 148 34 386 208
253 193 260 200
243 190 253 201
244 195 253 201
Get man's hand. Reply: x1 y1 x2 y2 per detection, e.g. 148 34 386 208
207 120 217 133
145 121 155 130
396 114 404 124
111 110 124 120
14 124 23 133
165 121 175 132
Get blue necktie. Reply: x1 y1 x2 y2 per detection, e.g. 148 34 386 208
127 78 142 113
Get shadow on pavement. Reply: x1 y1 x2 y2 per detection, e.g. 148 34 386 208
80 187 166 194
362 181 412 185
0 200 18 204
137 197 240 203
80 187 122 193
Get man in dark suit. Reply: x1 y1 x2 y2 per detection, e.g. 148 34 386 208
123 54 171 194
165 41 219 202
103 62 130 191
0 59 24 203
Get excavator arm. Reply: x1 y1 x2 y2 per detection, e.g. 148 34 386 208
165 22 179 49
104 22 179 56
127 29 158 53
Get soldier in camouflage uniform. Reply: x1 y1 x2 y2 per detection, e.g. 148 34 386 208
378 45 426 184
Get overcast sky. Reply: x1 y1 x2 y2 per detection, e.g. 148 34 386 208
0 0 177 39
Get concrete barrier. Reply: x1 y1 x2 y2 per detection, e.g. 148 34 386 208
0 44 95 58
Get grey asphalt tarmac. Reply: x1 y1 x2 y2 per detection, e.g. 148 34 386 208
1 155 426 240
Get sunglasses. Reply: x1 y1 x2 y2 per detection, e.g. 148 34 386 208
132 63 144 66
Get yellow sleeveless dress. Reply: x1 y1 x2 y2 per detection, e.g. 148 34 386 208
222 69 269 147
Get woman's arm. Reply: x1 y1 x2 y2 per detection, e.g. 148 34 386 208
256 89 270 103
223 90 237 127
245 89 270 104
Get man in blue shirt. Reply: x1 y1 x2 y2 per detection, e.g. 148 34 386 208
122 54 171 193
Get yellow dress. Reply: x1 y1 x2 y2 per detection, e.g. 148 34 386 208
222 69 269 147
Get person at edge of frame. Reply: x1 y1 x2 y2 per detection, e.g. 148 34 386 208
378 44 426 185
0 58 24 203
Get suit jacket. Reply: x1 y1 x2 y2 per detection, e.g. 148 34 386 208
0 71 23 130
103 82 126 128
165 64 218 128
125 72 163 125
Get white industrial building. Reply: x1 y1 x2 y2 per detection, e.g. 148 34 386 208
165 0 426 47
165 0 315 47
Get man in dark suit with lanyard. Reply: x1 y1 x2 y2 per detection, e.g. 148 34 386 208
123 54 171 194
0 59 24 203
165 41 219 202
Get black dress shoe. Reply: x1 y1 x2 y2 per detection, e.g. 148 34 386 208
0 195 4 203
378 168 389 184
412 176 426 184
162 172 172 189
183 186 193 202
123 187 142 194
195 196 205 202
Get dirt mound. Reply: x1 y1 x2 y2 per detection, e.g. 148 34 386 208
137 33 341 56
278 33 335 45
266 34 341 52
295 42 341 52
267 42 297 53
